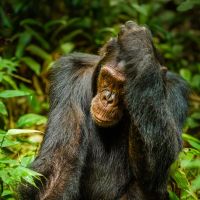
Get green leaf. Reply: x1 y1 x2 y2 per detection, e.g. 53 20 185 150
172 169 189 190
2 190 14 197
177 0 200 12
172 44 183 55
179 69 192 82
183 134 200 150
181 160 200 168
15 31 32 58
183 134 200 143
19 84 42 112
20 18 43 27
60 42 75 54
60 29 83 43
187 141 200 150
98 27 118 35
44 19 67 30
0 170 10 185
0 159 18 165
7 129 43 135
179 148 200 161
0 129 6 134
20 156 35 167
185 117 199 128
0 57 18 72
0 72 4 81
191 175 200 191
191 75 200 88
131 3 148 16
20 57 41 75
0 90 30 98
191 112 200 120
18 166 41 177
3 75 18 89
0 101 7 116
0 138 19 147
26 45 51 61
22 175 37 186
0 7 12 28
17 113 47 128
17 166 42 186
24 25 50 50
169 191 179 200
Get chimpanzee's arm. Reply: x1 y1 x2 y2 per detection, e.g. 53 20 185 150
118 22 189 198
19 53 99 200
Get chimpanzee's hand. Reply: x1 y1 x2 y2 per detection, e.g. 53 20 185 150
117 21 154 62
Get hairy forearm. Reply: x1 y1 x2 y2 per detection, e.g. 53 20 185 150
125 54 181 190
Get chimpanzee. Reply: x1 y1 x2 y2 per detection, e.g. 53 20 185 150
19 21 189 200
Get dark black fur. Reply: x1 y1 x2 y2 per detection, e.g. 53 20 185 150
19 22 189 200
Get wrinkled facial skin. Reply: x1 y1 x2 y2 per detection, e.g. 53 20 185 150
91 64 125 127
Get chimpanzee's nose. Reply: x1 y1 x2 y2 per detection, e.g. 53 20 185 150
101 90 115 105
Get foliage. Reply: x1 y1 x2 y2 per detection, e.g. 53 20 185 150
0 131 41 199
169 134 200 200
0 0 199 199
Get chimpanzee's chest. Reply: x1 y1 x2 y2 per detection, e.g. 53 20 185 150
79 131 130 200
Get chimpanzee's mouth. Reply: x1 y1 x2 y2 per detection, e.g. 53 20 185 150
93 113 119 127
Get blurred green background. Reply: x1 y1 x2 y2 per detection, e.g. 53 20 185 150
0 0 200 199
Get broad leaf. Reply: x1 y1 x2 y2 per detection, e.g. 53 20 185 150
0 101 7 116
0 90 30 98
17 113 47 128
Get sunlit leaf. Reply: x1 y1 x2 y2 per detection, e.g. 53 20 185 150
0 57 18 72
0 90 30 98
7 129 43 135
1 190 14 197
179 69 191 82
0 101 7 116
60 42 75 54
131 3 148 16
19 84 42 112
98 27 118 35
0 170 10 184
26 45 51 61
0 138 19 147
3 75 18 89
17 113 47 128
191 175 200 191
0 130 6 134
187 141 200 150
183 134 200 150
0 159 18 165
20 156 35 167
17 166 42 185
172 169 189 190
22 175 37 186
181 160 200 168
